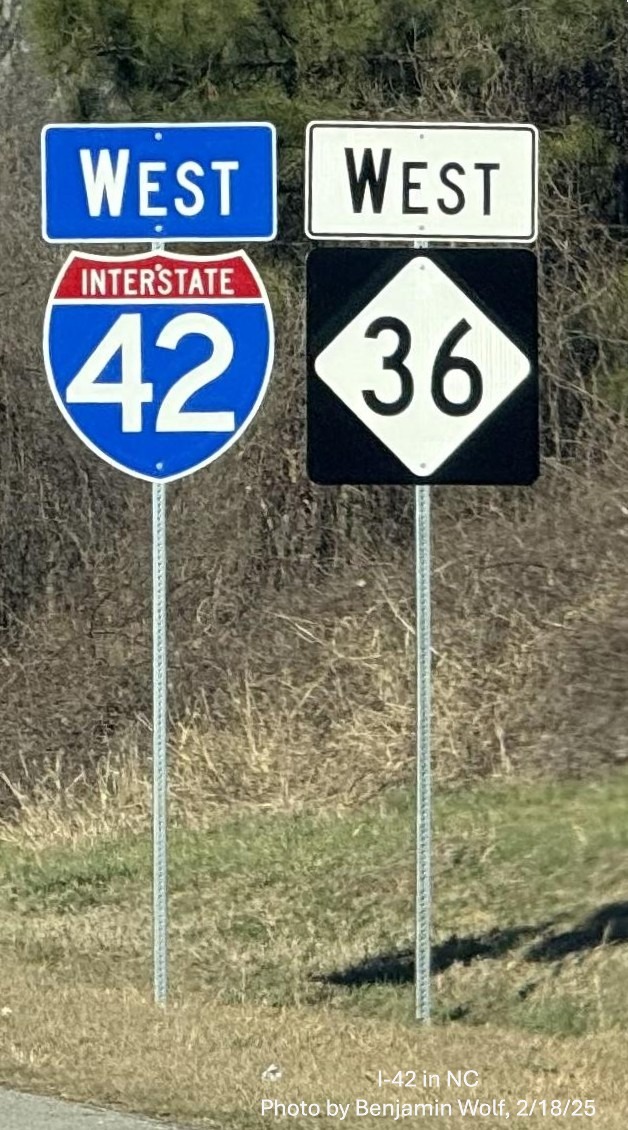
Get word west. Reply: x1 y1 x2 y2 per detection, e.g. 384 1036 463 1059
345 148 500 216
79 149 239 218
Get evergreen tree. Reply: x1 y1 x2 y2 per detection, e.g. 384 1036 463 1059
27 0 628 243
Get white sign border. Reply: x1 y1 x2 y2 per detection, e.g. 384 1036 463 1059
41 121 278 244
305 120 538 244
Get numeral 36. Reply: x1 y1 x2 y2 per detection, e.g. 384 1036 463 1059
363 316 482 417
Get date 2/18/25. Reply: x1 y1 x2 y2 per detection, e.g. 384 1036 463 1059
516 1098 595 1116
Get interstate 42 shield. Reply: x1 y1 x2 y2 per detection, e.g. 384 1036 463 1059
44 250 274 481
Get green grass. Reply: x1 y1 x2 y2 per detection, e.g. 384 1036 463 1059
1 773 627 1038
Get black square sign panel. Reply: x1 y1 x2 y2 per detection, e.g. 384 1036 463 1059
306 248 538 485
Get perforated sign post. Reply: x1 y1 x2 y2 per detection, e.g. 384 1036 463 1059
41 122 277 1005
305 122 539 1023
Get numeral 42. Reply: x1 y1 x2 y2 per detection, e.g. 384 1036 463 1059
66 312 236 433
363 317 482 417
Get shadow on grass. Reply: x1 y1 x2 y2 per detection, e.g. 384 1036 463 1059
526 901 628 961
314 902 628 987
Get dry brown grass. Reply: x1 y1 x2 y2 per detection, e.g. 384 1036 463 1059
3 431 628 845
1 765 627 1123
1 17 628 834
0 966 626 1127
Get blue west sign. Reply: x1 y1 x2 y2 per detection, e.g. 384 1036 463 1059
41 123 277 243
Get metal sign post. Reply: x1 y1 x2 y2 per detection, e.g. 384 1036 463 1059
413 237 431 1023
151 246 168 1006
414 482 431 1021
152 478 168 1004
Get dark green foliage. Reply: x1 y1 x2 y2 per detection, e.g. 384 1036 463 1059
24 0 628 432
26 0 628 244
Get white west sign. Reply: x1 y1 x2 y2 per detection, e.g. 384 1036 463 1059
305 122 538 243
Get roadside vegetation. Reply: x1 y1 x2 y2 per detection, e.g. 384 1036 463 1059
1 774 628 1125
2 0 627 818
0 0 627 1124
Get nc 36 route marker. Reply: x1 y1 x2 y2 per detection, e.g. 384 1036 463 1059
307 248 538 485
305 118 540 1024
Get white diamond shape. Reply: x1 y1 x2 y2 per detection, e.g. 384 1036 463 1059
314 258 531 476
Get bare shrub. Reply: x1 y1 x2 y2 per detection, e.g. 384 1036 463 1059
1 3 628 827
